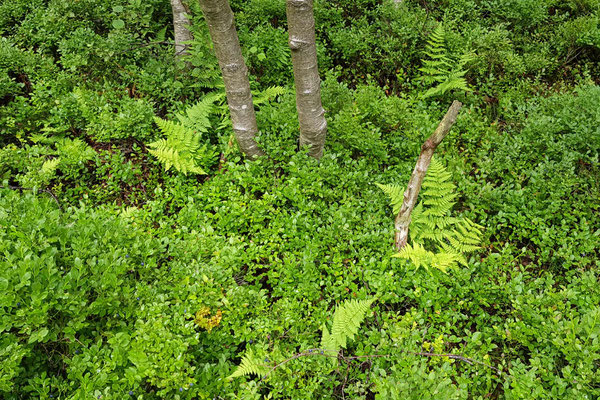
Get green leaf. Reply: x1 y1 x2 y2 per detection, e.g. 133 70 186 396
112 19 125 29
28 328 49 344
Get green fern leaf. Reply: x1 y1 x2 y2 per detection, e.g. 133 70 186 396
40 158 60 176
148 117 209 175
321 299 374 363
394 242 459 273
419 23 471 99
320 324 334 354
376 183 404 214
331 299 374 349
394 242 431 270
227 348 268 380
253 86 286 106
55 138 95 166
176 93 222 132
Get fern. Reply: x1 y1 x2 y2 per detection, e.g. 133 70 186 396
152 85 282 171
40 158 60 182
229 298 374 380
54 138 95 167
18 157 60 189
176 92 222 133
227 348 269 380
252 86 287 106
321 298 374 363
147 117 212 175
375 183 404 214
419 24 472 99
177 86 285 134
378 158 483 272
394 242 461 273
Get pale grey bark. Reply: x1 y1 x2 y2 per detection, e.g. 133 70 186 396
198 0 265 158
286 0 327 159
395 100 463 250
170 0 193 57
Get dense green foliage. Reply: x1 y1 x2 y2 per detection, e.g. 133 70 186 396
1 0 599 398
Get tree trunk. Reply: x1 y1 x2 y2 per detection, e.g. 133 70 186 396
170 0 193 57
197 0 265 159
286 0 327 159
395 100 463 250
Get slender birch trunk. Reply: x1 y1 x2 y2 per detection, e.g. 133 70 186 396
395 100 463 250
197 0 265 158
286 0 327 159
170 0 193 57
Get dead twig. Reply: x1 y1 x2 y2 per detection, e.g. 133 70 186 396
1 185 63 212
257 344 501 385
409 351 501 373
394 100 462 250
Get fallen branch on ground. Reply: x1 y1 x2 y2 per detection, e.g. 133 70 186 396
394 100 462 250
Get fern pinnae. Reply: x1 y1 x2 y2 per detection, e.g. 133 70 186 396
376 183 404 214
321 298 375 364
229 298 375 380
176 93 221 132
148 117 208 175
41 158 60 175
419 23 471 99
330 299 374 349
227 348 268 380
252 86 286 106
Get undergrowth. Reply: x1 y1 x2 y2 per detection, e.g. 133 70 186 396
1 0 599 399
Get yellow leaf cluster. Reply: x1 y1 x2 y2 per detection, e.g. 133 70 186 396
194 307 223 332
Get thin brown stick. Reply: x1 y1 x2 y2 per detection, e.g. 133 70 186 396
257 344 501 384
1 185 63 212
409 351 501 373
394 100 462 250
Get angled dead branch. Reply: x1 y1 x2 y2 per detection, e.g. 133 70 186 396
394 100 463 250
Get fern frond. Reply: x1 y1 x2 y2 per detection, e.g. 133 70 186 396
385 158 483 272
446 218 483 254
427 24 446 48
430 251 462 273
423 198 456 217
331 299 374 349
321 299 374 363
148 118 209 175
424 158 453 184
40 158 60 176
394 242 460 273
419 23 471 99
440 243 468 267
120 206 139 220
376 183 404 214
55 138 95 166
394 242 432 270
176 92 222 132
148 146 205 175
227 348 268 380
253 86 286 106
321 324 334 354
